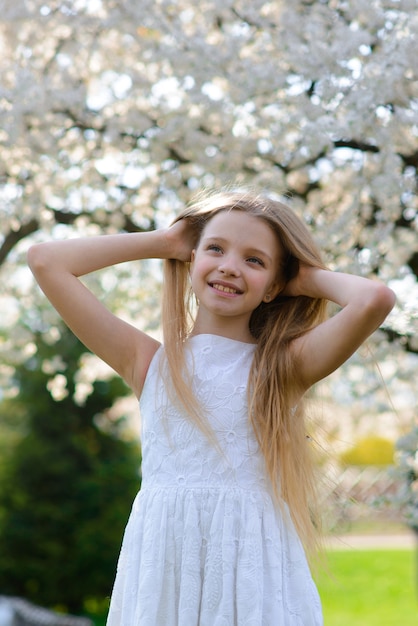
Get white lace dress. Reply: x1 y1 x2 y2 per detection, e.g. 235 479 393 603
106 334 323 626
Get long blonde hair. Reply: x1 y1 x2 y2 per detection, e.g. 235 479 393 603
162 189 328 552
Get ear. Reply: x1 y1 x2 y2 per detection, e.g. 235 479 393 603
189 249 196 275
263 281 283 303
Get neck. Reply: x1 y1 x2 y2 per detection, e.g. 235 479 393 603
191 312 256 344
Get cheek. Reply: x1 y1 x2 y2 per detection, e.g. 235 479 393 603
190 249 210 275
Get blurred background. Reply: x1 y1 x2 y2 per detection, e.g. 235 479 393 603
0 0 417 624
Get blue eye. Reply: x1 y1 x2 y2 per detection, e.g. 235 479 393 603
247 256 264 266
207 244 222 253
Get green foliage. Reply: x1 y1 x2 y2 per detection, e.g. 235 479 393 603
0 326 141 612
340 436 395 467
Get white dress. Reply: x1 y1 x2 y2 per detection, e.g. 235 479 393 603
106 334 323 626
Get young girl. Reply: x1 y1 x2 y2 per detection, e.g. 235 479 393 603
28 190 395 626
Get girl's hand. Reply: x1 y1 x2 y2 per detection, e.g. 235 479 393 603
282 262 317 298
164 218 200 262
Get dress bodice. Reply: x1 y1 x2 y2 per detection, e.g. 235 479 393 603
139 334 268 491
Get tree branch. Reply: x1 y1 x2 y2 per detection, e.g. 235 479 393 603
333 139 380 153
0 219 39 266
382 327 418 355
0 210 153 268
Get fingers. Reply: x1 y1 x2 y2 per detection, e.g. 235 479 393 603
166 218 200 262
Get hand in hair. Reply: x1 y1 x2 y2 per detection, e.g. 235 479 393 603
281 262 317 298
164 217 200 262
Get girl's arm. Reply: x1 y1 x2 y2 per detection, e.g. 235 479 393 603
284 266 396 390
27 220 195 397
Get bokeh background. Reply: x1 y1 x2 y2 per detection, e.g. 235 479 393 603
0 0 417 623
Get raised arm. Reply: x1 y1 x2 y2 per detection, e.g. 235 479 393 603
27 220 195 396
284 266 396 391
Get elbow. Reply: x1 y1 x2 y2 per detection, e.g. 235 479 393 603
367 283 396 325
27 243 52 276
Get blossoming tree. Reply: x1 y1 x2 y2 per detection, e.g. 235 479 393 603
0 0 417 492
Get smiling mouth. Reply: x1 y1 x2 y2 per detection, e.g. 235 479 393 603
210 283 243 294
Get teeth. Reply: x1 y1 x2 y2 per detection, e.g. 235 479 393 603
213 284 238 294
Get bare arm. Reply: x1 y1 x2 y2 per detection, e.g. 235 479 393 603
284 266 396 390
27 220 196 396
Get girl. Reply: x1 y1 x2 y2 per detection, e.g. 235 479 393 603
28 190 395 625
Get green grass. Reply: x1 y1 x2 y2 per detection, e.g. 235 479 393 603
317 549 418 625
88 549 418 625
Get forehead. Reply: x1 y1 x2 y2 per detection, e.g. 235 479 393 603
202 210 280 249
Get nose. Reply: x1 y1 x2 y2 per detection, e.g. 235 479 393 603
218 253 240 276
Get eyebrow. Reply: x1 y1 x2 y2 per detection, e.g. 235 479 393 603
202 235 273 263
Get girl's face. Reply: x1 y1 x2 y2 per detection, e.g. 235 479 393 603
190 210 284 339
